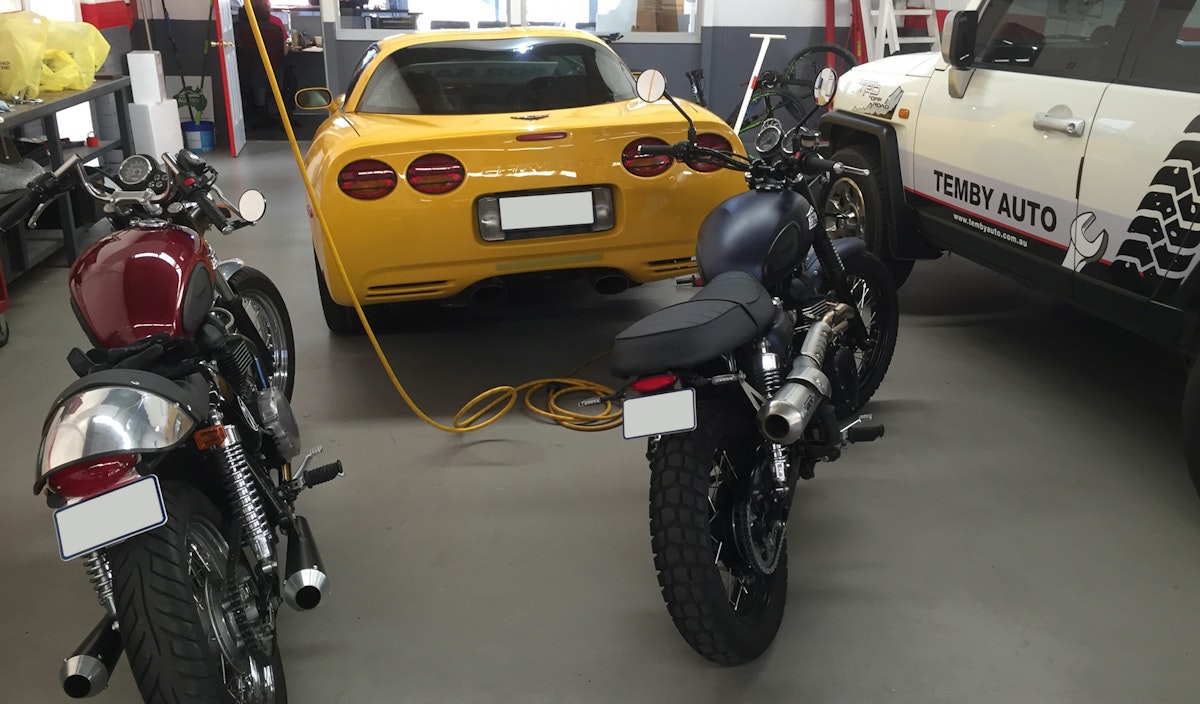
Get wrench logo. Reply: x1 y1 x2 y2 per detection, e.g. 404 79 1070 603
1063 212 1108 272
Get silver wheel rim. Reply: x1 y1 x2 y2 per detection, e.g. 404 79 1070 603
240 292 291 395
825 177 867 240
187 521 276 704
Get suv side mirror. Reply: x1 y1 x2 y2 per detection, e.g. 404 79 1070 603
942 10 978 69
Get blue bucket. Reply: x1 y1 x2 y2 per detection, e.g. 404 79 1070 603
181 120 215 153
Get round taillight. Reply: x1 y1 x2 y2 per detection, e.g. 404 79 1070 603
406 154 466 195
622 137 672 177
687 133 732 173
338 159 397 200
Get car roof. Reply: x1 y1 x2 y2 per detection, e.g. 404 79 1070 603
374 26 609 52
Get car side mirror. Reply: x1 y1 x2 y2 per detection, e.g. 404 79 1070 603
942 10 978 69
295 87 334 111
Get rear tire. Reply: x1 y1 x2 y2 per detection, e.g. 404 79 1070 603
0 311 8 348
649 400 788 665
108 482 286 704
228 267 296 401
826 145 914 288
837 252 899 417
314 253 361 335
1183 358 1200 499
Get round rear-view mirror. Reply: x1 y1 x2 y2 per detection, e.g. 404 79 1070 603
238 190 267 223
814 67 838 107
636 69 667 103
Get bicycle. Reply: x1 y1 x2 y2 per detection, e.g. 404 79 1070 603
729 42 858 137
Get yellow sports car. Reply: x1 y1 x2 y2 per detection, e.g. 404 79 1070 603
299 27 745 331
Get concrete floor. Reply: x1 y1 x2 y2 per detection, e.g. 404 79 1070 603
1 142 1199 704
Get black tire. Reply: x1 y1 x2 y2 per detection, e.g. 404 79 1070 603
0 311 8 348
1183 358 1200 500
782 43 858 131
726 89 808 137
108 482 286 704
826 145 915 287
649 400 788 665
313 252 361 335
228 267 296 400
836 252 899 417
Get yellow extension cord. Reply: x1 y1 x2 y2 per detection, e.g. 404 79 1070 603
241 5 621 432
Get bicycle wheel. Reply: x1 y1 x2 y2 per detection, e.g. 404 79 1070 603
727 89 808 137
782 43 858 130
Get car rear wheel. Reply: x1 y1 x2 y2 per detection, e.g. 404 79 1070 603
313 252 362 334
1183 357 1200 500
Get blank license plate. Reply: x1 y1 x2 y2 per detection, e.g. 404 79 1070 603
623 389 697 440
54 475 167 561
499 191 594 230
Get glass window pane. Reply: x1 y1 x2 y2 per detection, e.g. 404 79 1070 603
405 0 507 29
973 0 1131 80
1128 0 1200 92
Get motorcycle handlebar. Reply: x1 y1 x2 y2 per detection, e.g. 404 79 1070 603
0 192 34 231
799 152 870 177
192 190 232 233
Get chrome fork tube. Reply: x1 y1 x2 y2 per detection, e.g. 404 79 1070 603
211 411 277 574
83 551 116 617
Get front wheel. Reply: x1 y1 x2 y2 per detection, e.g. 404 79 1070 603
649 400 788 665
108 482 286 704
228 267 296 400
826 145 915 287
836 252 899 418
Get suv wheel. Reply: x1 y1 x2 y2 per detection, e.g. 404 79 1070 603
826 145 915 288
1183 358 1200 499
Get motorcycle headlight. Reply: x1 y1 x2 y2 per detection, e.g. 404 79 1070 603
37 385 199 493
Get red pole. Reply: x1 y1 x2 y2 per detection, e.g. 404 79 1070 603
826 0 836 43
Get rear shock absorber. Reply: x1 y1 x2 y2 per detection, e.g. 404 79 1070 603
750 340 790 488
210 410 277 574
83 551 116 616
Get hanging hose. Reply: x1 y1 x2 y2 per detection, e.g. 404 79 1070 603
239 4 622 433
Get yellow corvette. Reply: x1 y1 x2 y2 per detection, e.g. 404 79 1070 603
300 27 745 331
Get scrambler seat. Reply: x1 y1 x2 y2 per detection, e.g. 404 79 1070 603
610 271 776 378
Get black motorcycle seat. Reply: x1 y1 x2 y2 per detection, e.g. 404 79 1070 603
610 271 776 378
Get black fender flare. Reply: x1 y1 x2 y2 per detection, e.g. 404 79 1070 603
802 236 868 291
820 111 942 260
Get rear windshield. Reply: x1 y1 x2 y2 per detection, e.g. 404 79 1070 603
355 37 636 115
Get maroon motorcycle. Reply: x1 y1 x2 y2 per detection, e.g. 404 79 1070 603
0 150 341 703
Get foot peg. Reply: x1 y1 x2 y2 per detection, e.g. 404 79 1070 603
284 515 328 611
845 424 885 443
303 460 343 488
60 616 122 698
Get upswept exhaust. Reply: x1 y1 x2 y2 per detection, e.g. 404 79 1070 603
60 615 122 699
758 303 855 444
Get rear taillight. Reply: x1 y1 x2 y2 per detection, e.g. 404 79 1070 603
406 154 465 194
47 454 139 501
622 138 672 177
338 159 398 200
630 373 678 394
687 133 732 172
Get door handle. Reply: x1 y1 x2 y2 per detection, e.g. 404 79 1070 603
210 41 234 48
1033 112 1086 137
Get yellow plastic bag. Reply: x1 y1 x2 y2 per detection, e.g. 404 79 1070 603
44 20 110 90
40 48 83 92
0 11 50 99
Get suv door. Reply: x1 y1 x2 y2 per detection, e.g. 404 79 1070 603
910 0 1137 297
1074 0 1200 340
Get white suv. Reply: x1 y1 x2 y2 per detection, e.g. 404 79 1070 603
822 0 1200 494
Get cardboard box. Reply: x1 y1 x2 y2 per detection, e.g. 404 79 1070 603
634 0 682 32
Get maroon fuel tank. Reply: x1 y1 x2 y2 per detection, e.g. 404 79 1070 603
69 225 216 348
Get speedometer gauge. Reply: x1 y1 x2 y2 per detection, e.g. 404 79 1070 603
117 155 153 188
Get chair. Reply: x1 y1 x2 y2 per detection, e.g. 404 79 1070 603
431 20 470 29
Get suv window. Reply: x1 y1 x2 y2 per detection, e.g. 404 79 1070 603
355 38 636 115
1128 0 1200 92
973 0 1132 81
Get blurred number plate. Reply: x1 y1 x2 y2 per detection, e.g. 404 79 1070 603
499 191 594 230
54 476 167 561
623 389 697 440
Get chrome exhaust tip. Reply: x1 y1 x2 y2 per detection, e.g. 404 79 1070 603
60 616 122 699
757 358 832 445
284 515 328 611
591 272 631 295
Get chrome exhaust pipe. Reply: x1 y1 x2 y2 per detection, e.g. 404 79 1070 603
284 515 328 611
60 615 122 699
591 272 631 295
757 303 855 444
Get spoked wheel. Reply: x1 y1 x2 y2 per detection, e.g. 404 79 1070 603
229 267 296 400
109 482 287 704
835 252 899 417
783 42 858 131
0 311 8 348
728 89 808 138
649 400 788 665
